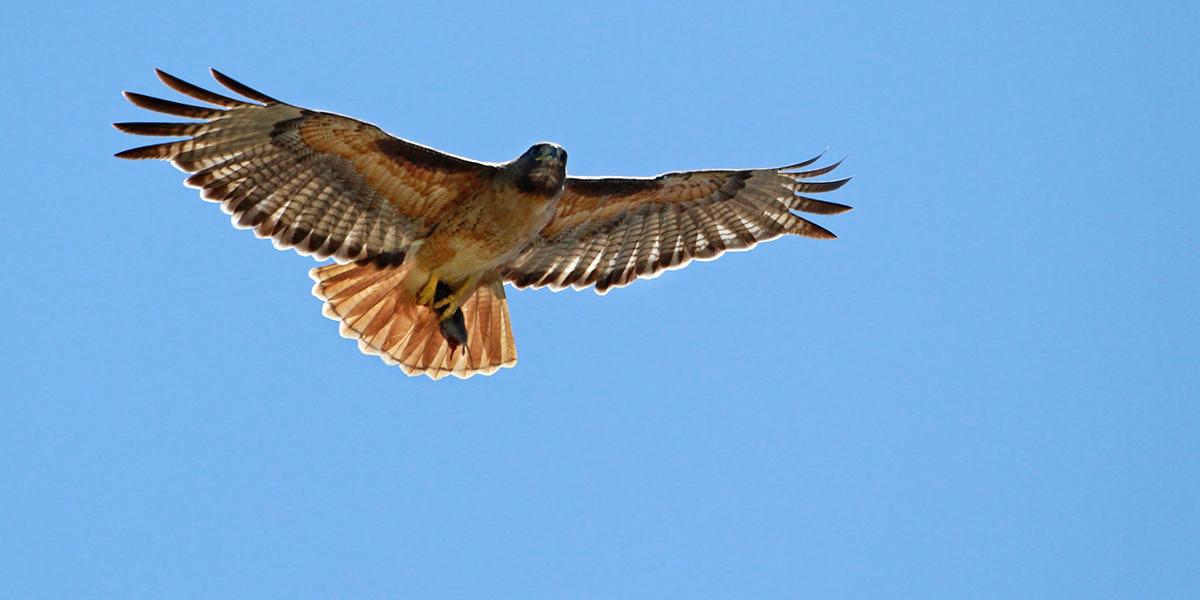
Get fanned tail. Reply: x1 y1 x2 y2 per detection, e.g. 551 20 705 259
310 262 517 380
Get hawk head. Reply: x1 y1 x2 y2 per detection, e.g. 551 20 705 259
511 142 567 196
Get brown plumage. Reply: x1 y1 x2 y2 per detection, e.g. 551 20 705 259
116 68 851 379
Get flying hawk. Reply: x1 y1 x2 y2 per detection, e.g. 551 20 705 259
115 69 851 379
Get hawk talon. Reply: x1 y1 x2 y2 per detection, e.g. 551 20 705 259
437 301 462 322
431 273 480 318
416 273 440 308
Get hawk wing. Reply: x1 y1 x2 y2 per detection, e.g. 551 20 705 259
115 68 496 265
500 157 851 294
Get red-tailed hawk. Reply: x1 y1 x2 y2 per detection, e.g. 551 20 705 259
115 69 851 379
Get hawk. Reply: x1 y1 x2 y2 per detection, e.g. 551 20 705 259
115 69 852 379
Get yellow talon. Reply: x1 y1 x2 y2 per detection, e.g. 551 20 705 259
431 273 480 320
416 272 440 307
437 300 462 321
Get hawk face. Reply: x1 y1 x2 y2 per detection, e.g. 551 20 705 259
512 142 567 196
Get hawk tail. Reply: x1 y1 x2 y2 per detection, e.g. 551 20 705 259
309 262 517 380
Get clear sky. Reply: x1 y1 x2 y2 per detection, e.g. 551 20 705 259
3 1 1197 597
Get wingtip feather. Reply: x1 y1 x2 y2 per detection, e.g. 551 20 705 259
793 176 853 194
154 68 251 108
122 91 222 118
209 68 281 104
779 148 829 171
114 144 160 160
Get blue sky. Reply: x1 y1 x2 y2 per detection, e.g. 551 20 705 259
3 1 1197 597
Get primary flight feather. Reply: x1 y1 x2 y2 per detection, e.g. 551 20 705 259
115 68 852 379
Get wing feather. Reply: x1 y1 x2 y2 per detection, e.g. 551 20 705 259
115 69 496 263
501 155 851 294
122 91 223 119
154 68 255 108
209 68 282 104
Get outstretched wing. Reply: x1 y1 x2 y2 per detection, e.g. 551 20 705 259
500 156 851 293
115 68 496 265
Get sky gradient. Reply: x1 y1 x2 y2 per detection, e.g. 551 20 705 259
3 1 1198 597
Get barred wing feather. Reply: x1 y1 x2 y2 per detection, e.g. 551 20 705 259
115 68 496 265
502 156 851 294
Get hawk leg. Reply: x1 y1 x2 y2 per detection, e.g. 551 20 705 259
432 280 468 352
416 271 441 308
417 270 480 353
433 272 481 320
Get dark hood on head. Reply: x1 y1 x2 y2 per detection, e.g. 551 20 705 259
511 143 567 195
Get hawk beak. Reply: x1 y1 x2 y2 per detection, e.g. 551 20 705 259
533 146 563 163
